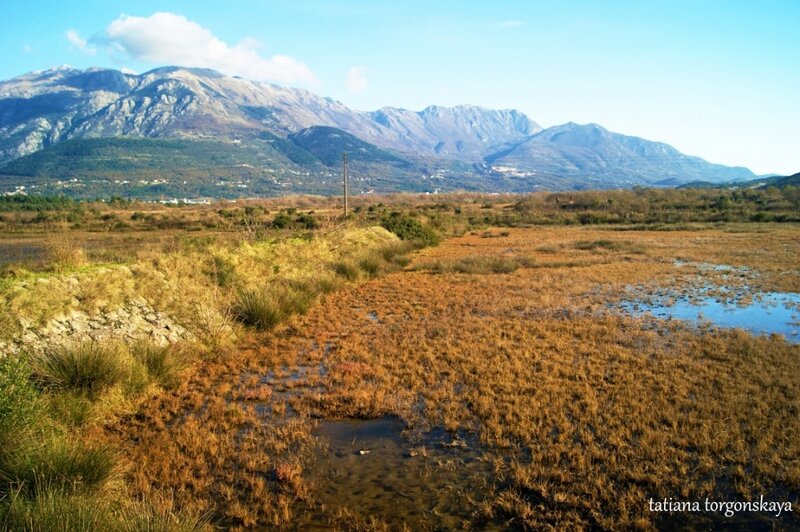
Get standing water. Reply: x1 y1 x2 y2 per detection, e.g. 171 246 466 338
298 417 503 529
621 291 800 343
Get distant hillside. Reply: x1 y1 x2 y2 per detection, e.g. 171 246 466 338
678 171 800 190
288 126 410 167
485 123 755 186
0 65 759 197
0 134 454 199
774 172 800 187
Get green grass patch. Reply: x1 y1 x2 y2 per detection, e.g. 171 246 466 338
573 239 646 254
0 438 115 497
233 282 315 331
415 255 535 274
0 357 43 454
130 342 185 389
0 487 115 531
332 260 361 281
46 393 94 428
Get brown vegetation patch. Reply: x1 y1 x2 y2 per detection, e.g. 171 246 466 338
101 224 800 529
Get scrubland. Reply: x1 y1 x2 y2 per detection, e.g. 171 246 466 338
1 188 799 530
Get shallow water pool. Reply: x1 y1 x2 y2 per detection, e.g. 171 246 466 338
299 417 501 529
622 291 800 343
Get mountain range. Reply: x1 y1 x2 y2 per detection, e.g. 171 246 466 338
0 66 756 198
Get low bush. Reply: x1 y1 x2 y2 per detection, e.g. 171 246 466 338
380 213 439 246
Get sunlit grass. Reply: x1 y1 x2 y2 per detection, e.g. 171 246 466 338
1 209 798 529
415 254 535 274
31 343 126 398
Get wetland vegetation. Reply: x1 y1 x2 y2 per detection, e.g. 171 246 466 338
0 186 798 530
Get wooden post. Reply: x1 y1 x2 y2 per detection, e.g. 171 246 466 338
342 152 349 217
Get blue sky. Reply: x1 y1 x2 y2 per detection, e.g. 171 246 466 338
1 0 798 175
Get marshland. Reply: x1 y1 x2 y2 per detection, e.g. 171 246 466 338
1 187 799 530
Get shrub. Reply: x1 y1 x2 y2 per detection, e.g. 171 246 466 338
296 212 319 229
271 212 291 229
380 213 439 246
31 343 126 398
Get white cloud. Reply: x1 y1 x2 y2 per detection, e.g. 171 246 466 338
103 12 316 86
120 67 138 75
22 43 33 54
346 66 368 93
65 29 96 55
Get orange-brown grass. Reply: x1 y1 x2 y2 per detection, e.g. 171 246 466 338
102 224 800 529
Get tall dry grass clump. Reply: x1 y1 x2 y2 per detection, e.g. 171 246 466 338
130 341 186 389
31 342 127 398
44 237 87 272
233 282 315 331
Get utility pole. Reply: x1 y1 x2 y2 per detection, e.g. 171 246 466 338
342 152 349 217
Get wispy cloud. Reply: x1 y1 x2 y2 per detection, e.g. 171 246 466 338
102 12 316 86
21 43 33 54
346 66 368 93
65 29 96 55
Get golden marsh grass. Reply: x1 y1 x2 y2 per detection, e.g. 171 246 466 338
97 223 800 529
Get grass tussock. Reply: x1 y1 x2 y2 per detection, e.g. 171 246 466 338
415 254 535 274
130 341 185 389
0 357 42 452
31 342 126 397
0 438 116 497
44 237 87 273
1 487 116 531
332 240 417 282
233 282 315 331
574 238 646 254
46 392 94 428
0 487 211 531
332 260 361 281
